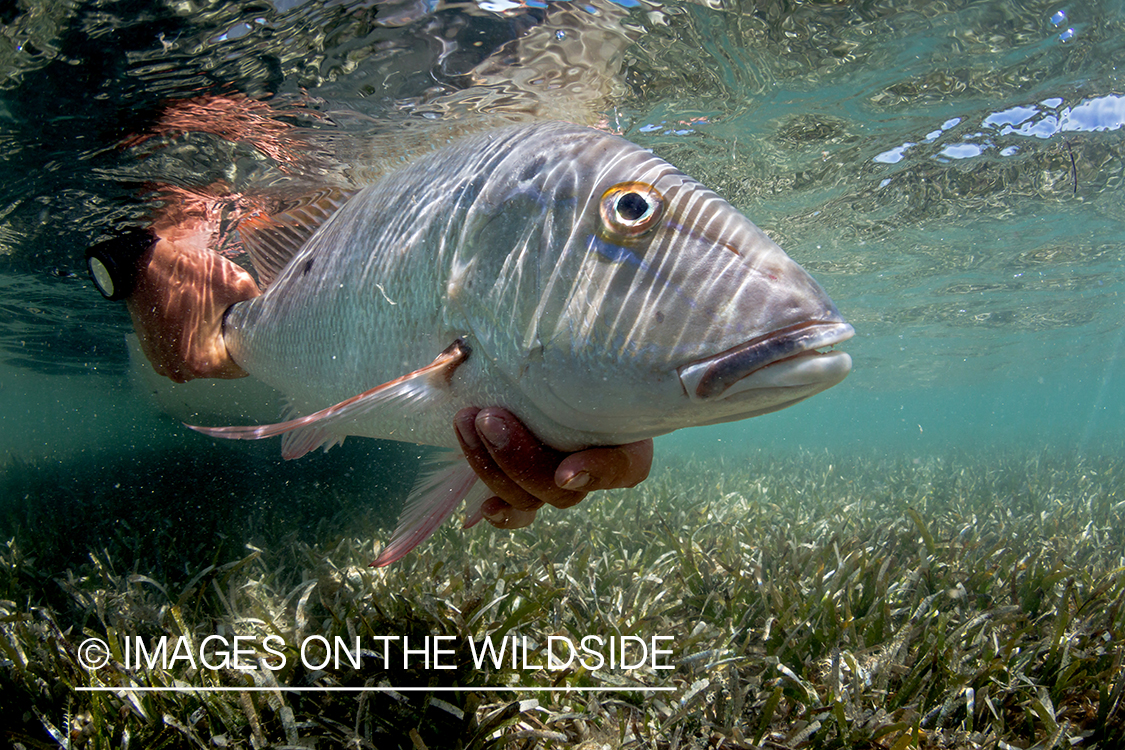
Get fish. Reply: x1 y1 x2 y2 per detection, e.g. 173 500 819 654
188 119 854 565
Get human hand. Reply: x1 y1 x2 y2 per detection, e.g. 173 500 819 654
454 407 653 529
125 212 261 383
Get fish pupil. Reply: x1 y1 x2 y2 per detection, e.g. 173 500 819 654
617 192 649 221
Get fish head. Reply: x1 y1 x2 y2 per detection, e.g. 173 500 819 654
458 124 853 445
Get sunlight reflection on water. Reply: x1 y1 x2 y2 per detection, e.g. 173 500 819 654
876 94 1125 164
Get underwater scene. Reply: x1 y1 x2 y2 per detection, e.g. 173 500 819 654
1 0 1124 747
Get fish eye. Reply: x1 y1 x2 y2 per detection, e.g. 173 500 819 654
599 182 664 237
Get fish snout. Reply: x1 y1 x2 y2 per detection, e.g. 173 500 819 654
678 317 854 404
659 206 856 410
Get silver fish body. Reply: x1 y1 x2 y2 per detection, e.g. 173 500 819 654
201 121 853 563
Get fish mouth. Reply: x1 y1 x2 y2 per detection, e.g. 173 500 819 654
678 320 855 402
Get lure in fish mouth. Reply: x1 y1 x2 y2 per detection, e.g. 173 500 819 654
678 319 854 404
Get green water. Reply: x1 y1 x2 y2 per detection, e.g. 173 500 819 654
1 0 1122 473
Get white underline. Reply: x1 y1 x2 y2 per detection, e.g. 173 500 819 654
76 686 675 693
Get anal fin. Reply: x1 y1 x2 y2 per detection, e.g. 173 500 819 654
371 451 490 567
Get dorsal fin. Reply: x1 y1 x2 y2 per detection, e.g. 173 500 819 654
238 186 354 288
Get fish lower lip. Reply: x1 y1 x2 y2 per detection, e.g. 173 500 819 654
678 321 855 401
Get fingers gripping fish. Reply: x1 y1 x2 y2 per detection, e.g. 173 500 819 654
188 121 854 565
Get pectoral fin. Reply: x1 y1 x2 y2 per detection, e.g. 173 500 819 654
187 339 471 458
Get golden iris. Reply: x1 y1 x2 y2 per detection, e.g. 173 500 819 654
599 182 664 238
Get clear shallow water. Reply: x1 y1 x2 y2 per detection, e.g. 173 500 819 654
0 0 1122 466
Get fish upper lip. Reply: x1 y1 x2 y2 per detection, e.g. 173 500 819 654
678 320 855 400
